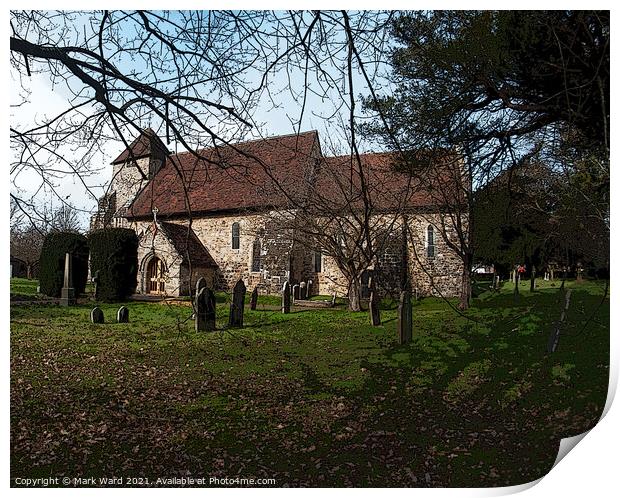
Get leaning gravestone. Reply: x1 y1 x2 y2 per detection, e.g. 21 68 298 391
369 290 381 326
195 286 216 332
250 286 259 310
282 281 291 314
300 281 307 300
398 290 412 345
60 252 76 307
228 279 246 328
547 289 572 353
117 306 129 323
90 306 104 324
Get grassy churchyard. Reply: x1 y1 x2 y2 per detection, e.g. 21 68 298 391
10 277 609 487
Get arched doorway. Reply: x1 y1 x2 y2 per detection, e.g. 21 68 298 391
146 257 166 294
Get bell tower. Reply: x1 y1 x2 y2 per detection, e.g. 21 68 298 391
91 129 169 230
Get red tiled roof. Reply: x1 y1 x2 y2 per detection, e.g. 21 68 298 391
126 131 319 218
315 152 466 212
159 222 218 268
122 130 464 219
111 128 170 165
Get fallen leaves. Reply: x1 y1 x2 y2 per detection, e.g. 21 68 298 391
10 290 609 487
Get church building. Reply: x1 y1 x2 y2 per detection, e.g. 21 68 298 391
91 129 466 299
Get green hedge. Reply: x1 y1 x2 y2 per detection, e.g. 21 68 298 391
39 232 89 297
89 228 138 302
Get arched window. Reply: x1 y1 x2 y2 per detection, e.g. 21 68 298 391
426 225 435 258
313 251 322 273
231 222 240 249
251 239 261 272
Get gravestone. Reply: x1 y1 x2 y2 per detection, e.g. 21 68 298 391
300 281 307 300
547 289 572 353
93 270 100 300
60 252 76 306
250 286 258 310
117 306 129 323
195 286 216 331
398 290 412 345
282 281 291 314
228 279 246 327
90 306 104 324
369 290 381 326
196 276 207 297
292 284 300 301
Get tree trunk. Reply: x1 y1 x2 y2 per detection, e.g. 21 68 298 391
400 216 410 291
530 264 536 292
458 255 471 310
26 263 33 280
348 276 362 312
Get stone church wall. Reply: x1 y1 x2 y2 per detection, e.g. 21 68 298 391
111 157 150 217
407 214 465 298
131 220 217 297
313 213 465 299
173 211 298 295
123 211 465 299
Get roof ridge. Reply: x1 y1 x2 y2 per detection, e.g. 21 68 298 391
168 130 318 159
325 151 397 159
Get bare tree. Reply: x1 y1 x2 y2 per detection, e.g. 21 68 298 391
268 147 417 311
12 11 475 312
10 205 45 280
10 228 44 280
48 204 82 233
10 198 84 279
